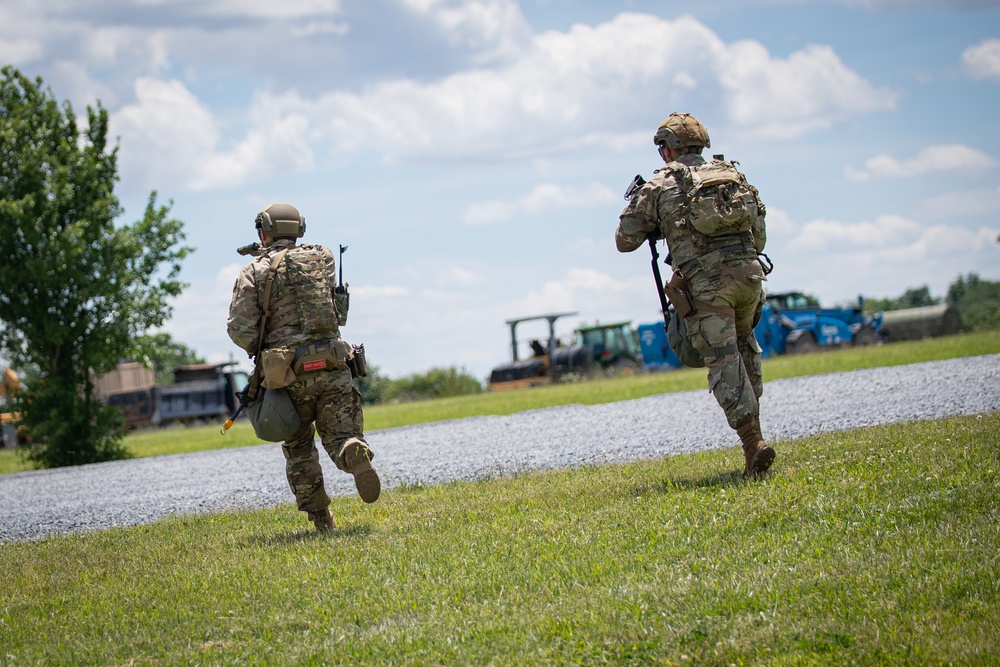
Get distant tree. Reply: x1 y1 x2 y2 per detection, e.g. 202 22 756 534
385 366 484 403
863 285 940 312
947 273 1000 331
0 67 192 468
354 364 392 405
131 333 205 385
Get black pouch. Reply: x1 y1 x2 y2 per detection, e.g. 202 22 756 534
347 343 367 378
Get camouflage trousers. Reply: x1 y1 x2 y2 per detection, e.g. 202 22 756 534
683 259 766 430
280 366 369 518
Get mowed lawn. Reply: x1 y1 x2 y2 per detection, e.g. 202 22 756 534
0 412 997 665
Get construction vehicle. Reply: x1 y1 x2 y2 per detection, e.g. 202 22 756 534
573 321 644 373
487 313 592 391
754 291 883 357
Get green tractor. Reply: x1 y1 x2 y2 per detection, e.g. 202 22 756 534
574 321 643 374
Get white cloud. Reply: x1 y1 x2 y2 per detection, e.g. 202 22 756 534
93 11 897 192
922 185 1000 217
844 144 998 181
963 38 1000 84
788 214 922 252
767 211 1000 306
397 0 531 62
111 78 315 191
304 13 896 163
462 182 617 225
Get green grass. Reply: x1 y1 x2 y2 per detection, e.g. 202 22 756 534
1 330 998 476
1 413 997 665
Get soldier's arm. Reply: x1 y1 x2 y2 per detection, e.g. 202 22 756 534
227 264 263 355
616 184 658 252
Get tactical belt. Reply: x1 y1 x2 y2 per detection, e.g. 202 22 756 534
676 242 755 276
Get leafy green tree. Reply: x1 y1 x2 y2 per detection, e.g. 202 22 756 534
0 67 192 468
863 285 940 312
385 366 484 403
131 333 205 385
353 364 392 405
947 273 1000 331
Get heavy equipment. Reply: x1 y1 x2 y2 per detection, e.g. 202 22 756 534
574 321 644 373
487 313 592 391
754 292 883 357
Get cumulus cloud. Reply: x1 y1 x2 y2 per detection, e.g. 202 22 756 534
963 38 1000 84
461 182 618 225
923 185 1000 217
844 144 998 181
788 214 922 252
308 13 896 162
100 10 896 192
111 78 315 191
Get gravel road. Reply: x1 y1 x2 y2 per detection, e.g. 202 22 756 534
2 354 998 544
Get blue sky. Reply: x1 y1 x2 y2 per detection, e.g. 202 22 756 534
3 0 999 380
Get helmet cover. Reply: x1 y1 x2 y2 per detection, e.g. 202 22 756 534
653 113 711 151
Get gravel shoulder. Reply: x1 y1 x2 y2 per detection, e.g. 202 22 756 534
2 354 998 544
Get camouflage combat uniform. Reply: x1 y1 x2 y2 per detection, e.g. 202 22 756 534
616 153 768 433
228 238 374 523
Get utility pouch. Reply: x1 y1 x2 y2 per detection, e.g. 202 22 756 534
662 270 696 318
292 339 352 375
347 343 368 378
261 347 297 389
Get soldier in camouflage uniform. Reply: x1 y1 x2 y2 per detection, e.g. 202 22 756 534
616 113 775 479
228 203 380 532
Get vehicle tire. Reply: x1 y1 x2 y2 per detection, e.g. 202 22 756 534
785 331 820 355
853 327 880 347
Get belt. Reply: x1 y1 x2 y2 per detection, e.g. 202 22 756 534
676 243 755 275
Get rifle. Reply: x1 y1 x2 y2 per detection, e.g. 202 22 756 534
221 383 254 435
648 234 671 332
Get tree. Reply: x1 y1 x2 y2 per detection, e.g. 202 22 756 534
947 273 1000 331
863 285 940 312
0 67 192 468
131 333 205 385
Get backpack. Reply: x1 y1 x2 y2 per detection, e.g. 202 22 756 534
672 159 761 237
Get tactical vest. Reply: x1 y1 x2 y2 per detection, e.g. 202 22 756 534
265 244 339 337
668 159 761 237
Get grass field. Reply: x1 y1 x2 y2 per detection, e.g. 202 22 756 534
1 329 998 476
0 413 997 665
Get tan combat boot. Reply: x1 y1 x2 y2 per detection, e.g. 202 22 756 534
340 441 381 504
311 509 336 532
736 416 775 479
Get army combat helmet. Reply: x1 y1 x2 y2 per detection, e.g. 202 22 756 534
255 202 306 240
653 113 711 151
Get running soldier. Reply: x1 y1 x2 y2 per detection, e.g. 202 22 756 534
615 113 775 478
228 203 380 531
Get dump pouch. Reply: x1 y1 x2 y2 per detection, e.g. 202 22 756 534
666 307 705 369
662 270 696 318
260 346 297 389
247 387 301 441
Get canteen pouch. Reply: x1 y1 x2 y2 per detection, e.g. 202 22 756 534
260 347 296 389
247 387 301 441
662 270 695 318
